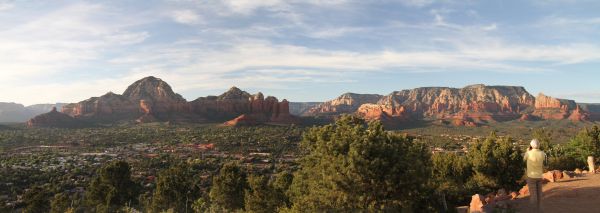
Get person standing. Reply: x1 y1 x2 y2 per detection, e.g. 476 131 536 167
524 139 546 212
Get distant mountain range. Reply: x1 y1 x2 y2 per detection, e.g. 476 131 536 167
301 84 600 127
5 77 600 128
0 102 66 123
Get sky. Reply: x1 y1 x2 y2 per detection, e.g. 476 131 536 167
2 0 600 105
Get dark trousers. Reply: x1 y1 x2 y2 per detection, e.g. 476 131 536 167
527 178 543 212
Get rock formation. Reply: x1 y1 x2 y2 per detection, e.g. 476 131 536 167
532 93 589 121
29 76 297 127
27 107 84 128
306 93 383 115
307 84 596 127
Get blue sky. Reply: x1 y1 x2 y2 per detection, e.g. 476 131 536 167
1 0 600 105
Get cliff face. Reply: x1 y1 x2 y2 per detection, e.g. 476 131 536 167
29 77 297 127
533 93 587 121
314 84 593 127
351 85 535 125
306 93 383 115
27 107 83 128
377 84 535 116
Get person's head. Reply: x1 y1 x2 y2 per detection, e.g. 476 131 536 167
530 139 540 149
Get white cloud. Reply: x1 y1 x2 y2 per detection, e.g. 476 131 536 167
0 2 150 81
171 9 201 24
222 0 283 14
0 2 13 11
401 0 436 7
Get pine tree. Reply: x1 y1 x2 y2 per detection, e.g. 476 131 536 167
85 161 140 212
152 164 198 213
287 115 433 212
209 162 247 211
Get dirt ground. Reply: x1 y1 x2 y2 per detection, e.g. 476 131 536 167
513 172 600 213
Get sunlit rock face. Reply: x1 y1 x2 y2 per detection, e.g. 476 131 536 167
31 76 298 127
311 84 594 127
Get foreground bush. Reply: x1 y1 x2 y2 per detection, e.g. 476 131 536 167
286 115 433 212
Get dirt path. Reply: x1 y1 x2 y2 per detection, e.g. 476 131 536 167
513 173 600 213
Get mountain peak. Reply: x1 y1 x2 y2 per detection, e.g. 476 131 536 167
218 86 251 100
122 76 186 102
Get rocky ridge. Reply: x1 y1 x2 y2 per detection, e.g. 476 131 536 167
29 77 297 127
306 84 594 126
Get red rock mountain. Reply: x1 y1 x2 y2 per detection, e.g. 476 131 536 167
29 76 297 127
307 84 593 126
27 107 83 128
306 93 383 115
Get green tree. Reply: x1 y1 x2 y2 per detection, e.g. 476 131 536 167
209 162 247 211
467 132 523 192
532 128 553 152
244 175 278 213
272 171 293 209
23 186 51 213
430 153 472 210
565 126 600 166
151 164 198 213
50 192 71 213
287 115 433 212
85 161 140 212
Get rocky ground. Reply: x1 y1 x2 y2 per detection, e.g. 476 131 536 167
514 172 600 213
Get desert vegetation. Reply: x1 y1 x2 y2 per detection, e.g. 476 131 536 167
1 116 600 212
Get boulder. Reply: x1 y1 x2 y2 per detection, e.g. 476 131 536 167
543 171 556 183
510 191 519 200
588 156 595 173
551 170 563 180
519 185 529 197
575 168 583 175
469 194 487 213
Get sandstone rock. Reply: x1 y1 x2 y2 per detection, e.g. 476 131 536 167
27 107 84 128
533 93 580 120
588 156 595 173
534 93 575 110
568 105 589 121
575 168 583 174
519 185 529 197
306 93 383 115
57 77 298 126
510 191 519 200
223 114 259 126
543 171 556 183
469 194 487 213
552 170 563 180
